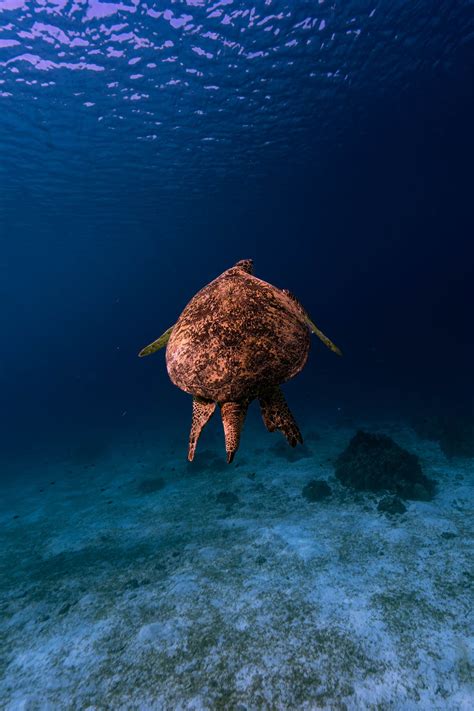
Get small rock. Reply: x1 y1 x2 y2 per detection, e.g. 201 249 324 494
377 495 407 515
411 483 432 501
188 451 226 473
58 602 72 616
271 439 312 462
441 531 457 540
216 491 239 506
137 477 166 495
302 479 332 502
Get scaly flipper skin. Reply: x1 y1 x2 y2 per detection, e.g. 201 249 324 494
259 386 303 447
220 401 249 463
138 326 174 357
188 397 216 461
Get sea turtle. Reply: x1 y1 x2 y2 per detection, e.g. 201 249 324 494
139 259 341 463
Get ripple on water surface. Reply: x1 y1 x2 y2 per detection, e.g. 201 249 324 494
0 1 472 212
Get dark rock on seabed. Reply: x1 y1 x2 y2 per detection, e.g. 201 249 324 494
216 491 239 506
302 479 332 503
377 495 407 516
188 450 227 473
270 439 312 462
136 477 166 494
335 430 435 500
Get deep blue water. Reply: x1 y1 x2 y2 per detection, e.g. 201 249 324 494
2 2 473 460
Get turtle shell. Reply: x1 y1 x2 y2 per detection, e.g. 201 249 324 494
166 265 310 403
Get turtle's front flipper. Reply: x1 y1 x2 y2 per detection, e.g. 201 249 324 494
138 326 174 357
188 397 216 462
282 289 342 356
305 316 342 356
259 386 303 447
220 401 249 463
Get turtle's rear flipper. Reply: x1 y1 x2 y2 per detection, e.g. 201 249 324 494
259 386 303 447
188 397 216 461
221 401 249 463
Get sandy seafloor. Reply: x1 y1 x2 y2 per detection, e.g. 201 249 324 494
1 414 472 711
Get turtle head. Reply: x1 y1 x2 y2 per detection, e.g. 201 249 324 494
233 259 253 275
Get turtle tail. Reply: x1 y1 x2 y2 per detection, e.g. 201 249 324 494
220 401 249 463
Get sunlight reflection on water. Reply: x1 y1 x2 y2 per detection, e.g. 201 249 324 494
0 1 471 215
